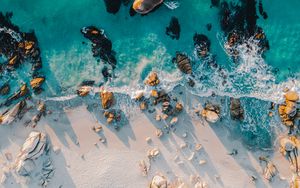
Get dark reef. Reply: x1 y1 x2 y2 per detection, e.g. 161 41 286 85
166 17 180 40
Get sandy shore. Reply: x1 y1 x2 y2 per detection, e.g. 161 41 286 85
0 85 295 188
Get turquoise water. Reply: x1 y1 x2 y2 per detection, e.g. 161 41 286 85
1 0 300 147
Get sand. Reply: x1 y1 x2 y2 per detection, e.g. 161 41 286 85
0 85 295 188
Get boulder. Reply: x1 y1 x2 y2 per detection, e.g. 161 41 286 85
4 84 28 106
77 86 91 97
201 103 220 123
150 174 168 188
173 52 192 74
15 131 48 176
133 0 163 14
230 98 244 120
193 33 211 57
0 100 26 125
103 0 122 14
285 91 299 102
100 90 114 109
30 77 45 90
145 72 160 86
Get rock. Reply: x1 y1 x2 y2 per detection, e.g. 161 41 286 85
150 174 168 188
100 90 114 109
0 100 27 125
161 114 168 120
230 98 244 120
180 143 187 149
199 160 207 165
166 17 180 40
0 83 10 95
170 117 178 125
4 84 29 106
201 103 220 123
162 101 173 115
139 160 150 176
103 0 122 14
133 0 163 14
15 131 48 176
188 152 195 161
133 90 144 101
194 181 208 188
195 144 202 151
145 72 160 86
151 90 159 98
146 137 152 143
193 33 211 57
52 146 61 154
173 52 192 74
147 148 160 159
77 86 91 97
285 91 299 102
155 114 161 121
140 101 148 111
30 77 45 90
156 129 163 138
175 102 183 113
93 125 103 133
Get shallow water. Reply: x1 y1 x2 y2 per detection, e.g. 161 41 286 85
1 0 300 148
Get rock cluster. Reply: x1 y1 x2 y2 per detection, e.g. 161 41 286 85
166 17 180 40
0 12 45 95
103 109 121 125
230 98 244 120
201 103 220 123
278 91 299 127
30 76 45 93
172 52 192 74
100 90 114 109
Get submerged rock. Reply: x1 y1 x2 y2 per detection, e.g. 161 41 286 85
0 100 26 125
173 52 192 74
0 83 10 95
230 98 244 120
103 0 122 14
133 0 163 14
100 90 114 109
145 72 160 86
166 17 180 40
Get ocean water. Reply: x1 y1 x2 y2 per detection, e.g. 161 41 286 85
1 0 300 148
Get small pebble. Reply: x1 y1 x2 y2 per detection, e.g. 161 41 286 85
195 144 202 151
182 132 187 138
155 114 161 121
180 143 187 149
146 137 152 143
199 160 206 165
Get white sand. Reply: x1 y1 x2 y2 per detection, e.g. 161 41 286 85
0 86 294 187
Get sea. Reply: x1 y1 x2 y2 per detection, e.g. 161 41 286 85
1 0 300 148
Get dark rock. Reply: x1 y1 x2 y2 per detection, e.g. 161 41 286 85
230 98 244 120
80 80 95 86
211 0 220 7
166 17 180 40
103 0 122 14
193 33 211 58
0 83 10 95
258 0 268 19
81 26 117 70
206 23 212 31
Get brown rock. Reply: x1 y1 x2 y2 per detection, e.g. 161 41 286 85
100 91 114 109
285 91 299 102
8 55 18 66
30 77 45 90
140 101 148 111
174 52 192 74
175 102 183 113
77 86 91 97
145 72 160 86
150 90 159 98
